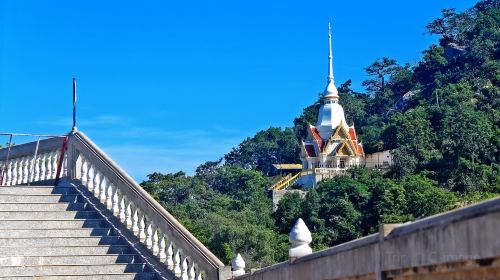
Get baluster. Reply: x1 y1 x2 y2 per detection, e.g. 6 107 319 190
28 156 35 183
173 249 182 277
99 176 108 203
124 198 133 229
118 192 126 222
137 211 146 242
181 256 189 280
13 159 19 185
0 161 3 186
158 233 167 262
111 186 120 216
166 241 174 270
188 262 196 280
51 151 58 179
11 159 17 185
62 152 68 177
33 155 40 182
39 154 46 181
0 161 3 185
45 153 52 180
6 161 13 186
22 157 29 184
152 224 160 255
105 183 113 209
93 171 102 198
17 158 23 185
87 165 95 191
80 157 88 184
131 204 140 235
144 220 153 249
196 272 203 280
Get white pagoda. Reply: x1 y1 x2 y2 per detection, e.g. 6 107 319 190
297 22 364 187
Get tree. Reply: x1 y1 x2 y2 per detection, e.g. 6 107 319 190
362 57 401 94
224 127 300 176
273 193 305 234
426 8 474 46
401 175 458 218
293 99 321 140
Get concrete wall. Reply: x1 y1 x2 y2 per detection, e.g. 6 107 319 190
236 197 500 280
364 150 393 169
272 190 307 209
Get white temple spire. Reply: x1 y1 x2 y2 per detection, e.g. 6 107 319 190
327 20 334 83
323 20 339 100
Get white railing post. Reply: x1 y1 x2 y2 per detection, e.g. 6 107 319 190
231 253 246 277
289 218 312 261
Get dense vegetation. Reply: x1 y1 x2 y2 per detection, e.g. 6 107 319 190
141 0 500 268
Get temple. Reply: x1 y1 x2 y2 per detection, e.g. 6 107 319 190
296 22 364 187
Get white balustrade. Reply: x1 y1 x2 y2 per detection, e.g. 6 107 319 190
2 134 222 279
0 148 64 186
73 155 213 278
64 132 228 279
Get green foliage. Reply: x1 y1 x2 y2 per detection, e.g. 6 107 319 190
141 167 287 268
224 127 300 176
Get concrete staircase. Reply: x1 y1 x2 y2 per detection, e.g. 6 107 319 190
0 185 159 279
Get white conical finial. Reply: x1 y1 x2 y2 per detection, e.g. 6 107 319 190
323 20 339 100
327 20 333 82
289 218 312 261
231 253 246 277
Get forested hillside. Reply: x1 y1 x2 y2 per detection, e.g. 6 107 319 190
141 0 499 269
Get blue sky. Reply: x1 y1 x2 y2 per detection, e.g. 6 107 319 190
0 0 477 180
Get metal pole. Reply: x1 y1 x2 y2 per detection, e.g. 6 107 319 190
27 137 41 187
0 134 13 186
72 78 77 133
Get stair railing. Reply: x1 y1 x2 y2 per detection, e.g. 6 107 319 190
272 171 303 191
0 134 67 186
65 131 228 280
268 174 292 190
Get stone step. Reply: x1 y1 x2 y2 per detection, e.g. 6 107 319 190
0 194 82 203
0 186 77 195
0 272 157 280
0 203 90 211
0 228 113 238
0 245 134 256
0 211 98 220
0 255 141 266
0 219 107 229
0 264 149 276
0 236 123 247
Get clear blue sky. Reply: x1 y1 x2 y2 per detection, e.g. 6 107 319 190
0 0 477 179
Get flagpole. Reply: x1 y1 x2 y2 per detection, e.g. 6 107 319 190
72 78 77 133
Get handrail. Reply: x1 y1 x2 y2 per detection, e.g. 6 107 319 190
66 132 227 279
268 174 292 190
0 132 66 138
272 171 303 190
